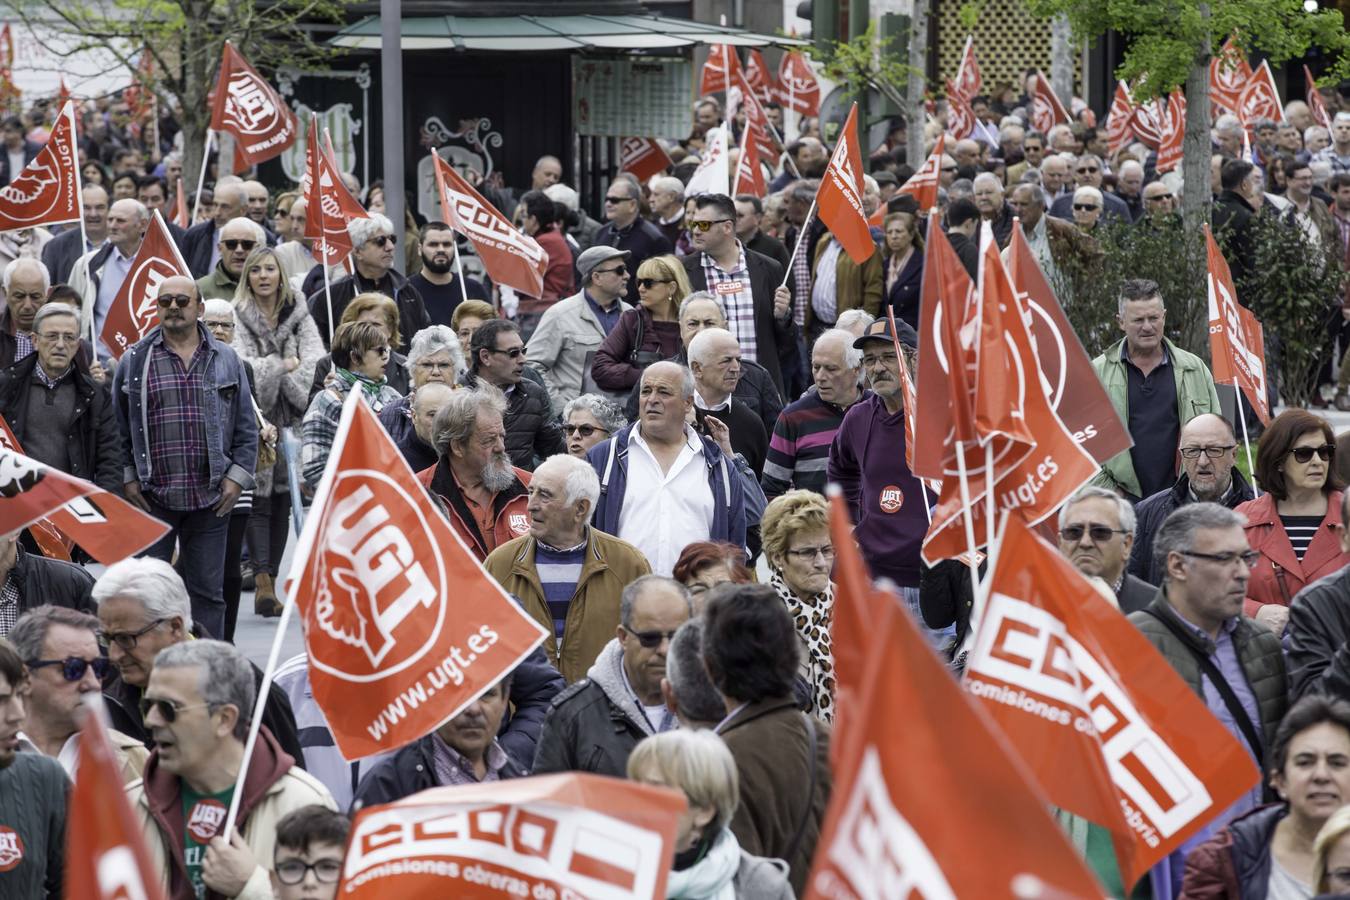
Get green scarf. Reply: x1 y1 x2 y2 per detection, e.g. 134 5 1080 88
333 366 387 402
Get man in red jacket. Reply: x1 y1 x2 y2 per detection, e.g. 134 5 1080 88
516 191 576 342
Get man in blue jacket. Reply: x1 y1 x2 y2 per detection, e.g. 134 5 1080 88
587 360 750 577
111 276 257 639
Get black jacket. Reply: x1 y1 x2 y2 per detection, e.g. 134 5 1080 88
181 220 279 278
352 732 527 809
625 349 783 439
1211 190 1258 293
13 544 96 617
1128 471 1256 586
1288 565 1350 700
0 139 40 186
745 230 791 271
532 678 648 778
0 353 123 493
946 231 980 280
681 248 792 397
463 372 565 472
695 400 767 477
1117 573 1156 615
307 269 431 351
41 228 93 285
595 218 673 300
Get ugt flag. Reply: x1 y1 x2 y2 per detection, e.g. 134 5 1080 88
209 41 299 172
99 210 191 357
815 103 874 264
303 116 368 267
0 100 79 231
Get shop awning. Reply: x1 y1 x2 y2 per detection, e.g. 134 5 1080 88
330 14 811 52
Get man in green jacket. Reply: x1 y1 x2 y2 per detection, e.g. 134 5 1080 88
1091 278 1221 502
195 217 265 301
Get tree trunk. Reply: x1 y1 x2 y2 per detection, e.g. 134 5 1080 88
1050 15 1075 107
1183 7 1213 238
179 9 214 218
906 0 929 169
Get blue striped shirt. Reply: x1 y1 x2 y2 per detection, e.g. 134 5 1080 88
535 539 586 640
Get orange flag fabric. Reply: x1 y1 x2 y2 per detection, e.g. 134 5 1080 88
1239 60 1283 127
945 79 976 140
1130 91 1163 151
66 710 167 900
286 391 548 760
1206 224 1271 425
303 117 367 268
1155 92 1187 174
804 586 1105 899
699 43 739 95
814 103 875 264
0 413 69 560
1307 65 1332 130
732 122 766 198
0 101 80 231
433 153 548 298
99 210 191 358
338 774 686 899
964 517 1261 887
744 48 775 105
895 134 945 211
825 490 883 749
1211 36 1253 117
954 35 982 100
1030 71 1070 134
171 175 189 228
209 42 298 172
973 227 1035 447
619 137 672 183
1107 82 1136 156
776 51 820 116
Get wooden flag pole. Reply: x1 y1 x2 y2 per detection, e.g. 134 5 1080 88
778 196 817 289
191 129 214 226
1238 406 1260 498
66 101 94 347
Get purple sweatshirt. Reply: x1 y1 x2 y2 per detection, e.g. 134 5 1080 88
826 392 930 588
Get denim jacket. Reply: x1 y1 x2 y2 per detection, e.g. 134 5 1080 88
112 322 258 494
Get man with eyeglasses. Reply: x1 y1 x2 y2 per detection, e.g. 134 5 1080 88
305 213 431 350
1140 180 1178 223
1129 503 1287 869
1049 155 1131 224
270 806 349 900
8 606 146 781
534 575 691 778
196 215 266 301
593 177 671 300
112 276 259 641
1008 183 1099 290
1130 414 1255 586
1112 160 1145 223
125 639 335 900
1056 486 1154 614
181 181 247 278
465 318 564 471
1005 130 1045 187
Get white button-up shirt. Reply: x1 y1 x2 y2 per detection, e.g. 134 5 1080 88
618 424 714 576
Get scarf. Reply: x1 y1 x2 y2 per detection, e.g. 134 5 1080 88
665 829 740 900
333 366 389 405
771 570 836 722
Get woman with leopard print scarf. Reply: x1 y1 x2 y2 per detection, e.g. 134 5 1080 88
762 491 836 722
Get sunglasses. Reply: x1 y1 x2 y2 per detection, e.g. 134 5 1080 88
1059 525 1129 543
221 239 256 251
638 278 673 290
563 423 608 439
487 346 524 358
140 697 213 724
26 656 110 682
1146 193 1174 201
1076 167 1100 174
688 219 731 234
604 195 633 204
157 294 194 308
1290 444 1335 463
369 235 396 247
275 859 343 886
627 628 678 649
1073 204 1100 211
595 265 627 276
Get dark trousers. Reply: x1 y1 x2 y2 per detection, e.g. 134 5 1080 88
222 509 249 643
245 492 290 577
142 499 230 639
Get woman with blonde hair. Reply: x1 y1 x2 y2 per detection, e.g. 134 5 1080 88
308 292 410 402
761 490 835 721
1314 805 1350 894
590 254 690 392
628 731 793 899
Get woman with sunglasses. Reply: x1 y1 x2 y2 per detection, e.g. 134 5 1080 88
1237 409 1350 636
562 393 627 459
590 255 691 392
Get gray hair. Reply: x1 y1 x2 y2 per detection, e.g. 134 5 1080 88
92 557 193 631
3 257 50 293
1153 502 1247 581
788 180 818 205
1311 160 1333 186
1058 484 1136 534
948 178 975 202
620 574 692 629
678 291 725 322
1118 160 1144 178
562 393 627 435
1306 125 1330 144
348 212 395 248
1012 182 1047 208
1214 114 1244 136
431 384 507 458
534 453 600 510
221 216 265 244
834 309 874 334
153 640 256 741
641 360 695 400
407 324 466 377
1073 185 1104 206
663 618 727 726
544 183 579 212
626 729 739 832
687 327 736 368
972 171 1003 192
8 605 99 663
812 327 863 369
649 175 685 196
202 298 234 321
1336 112 1350 127
31 301 78 335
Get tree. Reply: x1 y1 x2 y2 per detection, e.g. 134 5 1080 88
809 22 919 160
1 0 350 195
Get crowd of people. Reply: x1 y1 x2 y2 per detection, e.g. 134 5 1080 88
4 70 1350 900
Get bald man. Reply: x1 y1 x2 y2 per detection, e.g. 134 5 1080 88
398 381 455 472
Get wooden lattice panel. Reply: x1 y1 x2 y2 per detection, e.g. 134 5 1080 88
936 0 1061 100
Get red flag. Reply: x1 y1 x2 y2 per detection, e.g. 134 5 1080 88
124 50 156 124
618 137 672 183
66 709 167 900
0 101 80 231
945 80 976 140
744 49 775 105
894 134 945 211
171 176 188 229
1206 224 1271 425
1130 91 1163 151
303 116 367 267
99 211 191 358
804 588 1104 899
776 50 820 117
0 414 69 560
1238 59 1283 127
286 391 548 760
732 70 778 159
732 122 766 198
1155 91 1187 174
57 77 71 109
0 446 101 537
964 517 1261 887
1307 66 1332 131
1030 71 1070 134
1210 36 1252 117
814 103 875 264
1008 224 1131 466
699 43 740 96
339 774 685 899
433 153 548 298
954 36 982 100
209 42 299 172
1107 82 1136 156
973 229 1035 447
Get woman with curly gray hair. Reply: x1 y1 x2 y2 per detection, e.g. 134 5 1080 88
562 393 628 459
377 324 465 447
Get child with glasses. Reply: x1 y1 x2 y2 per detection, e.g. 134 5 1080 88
271 806 350 900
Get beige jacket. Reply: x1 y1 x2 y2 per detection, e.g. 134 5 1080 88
524 290 632 415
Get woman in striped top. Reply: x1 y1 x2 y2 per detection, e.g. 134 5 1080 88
1238 409 1350 636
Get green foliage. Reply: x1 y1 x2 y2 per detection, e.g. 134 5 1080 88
809 21 916 110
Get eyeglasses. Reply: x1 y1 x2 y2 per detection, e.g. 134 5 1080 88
563 423 608 438
861 352 899 367
1179 549 1260 567
26 656 110 682
1073 204 1100 212
1076 167 1100 174
1059 525 1129 543
98 618 166 650
415 360 454 371
638 278 673 290
1179 445 1237 459
1146 193 1174 201
221 239 256 252
157 294 194 308
688 219 732 234
140 696 213 724
1290 444 1335 463
595 265 627 276
941 166 959 173
369 235 396 247
626 628 678 649
487 346 524 358
604 195 634 204
205 320 235 331
786 545 835 562
36 331 79 344
275 859 343 886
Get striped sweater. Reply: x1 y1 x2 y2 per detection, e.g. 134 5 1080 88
761 388 868 500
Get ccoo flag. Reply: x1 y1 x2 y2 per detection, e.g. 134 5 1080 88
953 35 982 100
815 103 875 264
699 43 739 95
1308 66 1333 130
1211 35 1253 117
1238 59 1283 127
209 42 298 172
619 137 672 183
732 121 766 198
1206 223 1271 424
0 101 80 231
433 153 548 298
1106 82 1136 156
99 210 191 358
1155 92 1187 174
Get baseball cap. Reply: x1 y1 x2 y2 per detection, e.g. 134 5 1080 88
853 316 918 351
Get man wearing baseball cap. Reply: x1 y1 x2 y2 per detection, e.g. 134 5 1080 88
526 245 634 415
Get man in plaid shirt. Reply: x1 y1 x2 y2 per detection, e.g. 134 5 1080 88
112 275 257 639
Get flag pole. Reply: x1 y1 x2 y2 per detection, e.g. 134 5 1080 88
1238 404 1260 498
778 196 817 289
320 242 335 345
191 129 214 226
453 240 470 308
67 101 94 348
953 441 983 587
984 441 996 568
